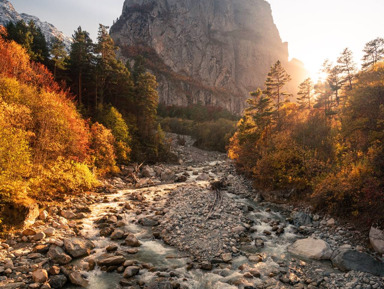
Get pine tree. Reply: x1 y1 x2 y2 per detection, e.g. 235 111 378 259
68 27 94 108
50 37 67 79
246 88 275 130
337 48 356 91
297 78 313 109
362 37 384 70
264 60 292 125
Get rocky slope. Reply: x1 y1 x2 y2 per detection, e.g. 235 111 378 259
0 0 71 48
111 0 308 113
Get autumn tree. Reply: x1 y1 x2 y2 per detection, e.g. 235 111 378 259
297 78 313 109
362 37 384 70
264 60 292 126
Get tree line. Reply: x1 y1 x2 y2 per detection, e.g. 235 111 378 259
229 37 384 225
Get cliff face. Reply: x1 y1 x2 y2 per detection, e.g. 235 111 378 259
111 0 293 113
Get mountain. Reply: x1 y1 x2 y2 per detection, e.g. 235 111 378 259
0 0 71 48
110 0 308 113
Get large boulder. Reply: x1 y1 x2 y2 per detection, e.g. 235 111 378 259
369 226 384 254
47 245 72 265
63 237 95 258
97 255 126 266
69 272 89 287
288 238 332 260
331 248 384 277
292 212 312 227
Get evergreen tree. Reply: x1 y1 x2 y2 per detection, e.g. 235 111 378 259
49 37 67 79
337 48 356 91
68 27 94 108
362 37 384 70
264 60 291 125
297 78 313 109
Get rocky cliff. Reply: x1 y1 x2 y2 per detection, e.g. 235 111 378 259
0 0 71 49
111 0 307 113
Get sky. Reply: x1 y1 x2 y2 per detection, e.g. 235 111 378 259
10 0 384 82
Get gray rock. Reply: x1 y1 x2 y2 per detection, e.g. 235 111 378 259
69 272 89 287
369 226 384 254
47 245 72 265
63 237 95 258
123 266 140 278
293 212 312 227
160 169 175 182
139 217 159 227
288 238 332 260
331 249 384 276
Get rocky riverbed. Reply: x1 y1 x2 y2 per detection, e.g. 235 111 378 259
0 134 383 289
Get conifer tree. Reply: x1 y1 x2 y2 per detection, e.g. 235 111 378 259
297 78 313 109
362 37 384 70
337 48 356 91
50 38 67 79
264 60 291 125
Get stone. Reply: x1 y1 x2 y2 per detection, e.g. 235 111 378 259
29 284 41 289
293 212 312 227
110 229 125 240
97 256 126 266
47 245 72 265
44 228 55 237
49 266 60 275
33 232 46 241
106 244 118 252
32 269 48 283
288 238 332 260
69 272 89 287
22 228 37 236
41 284 51 289
63 237 95 258
39 210 49 220
123 266 140 278
0 283 26 289
160 169 175 182
60 210 76 219
196 173 209 181
139 217 159 227
222 253 232 262
125 233 141 247
200 261 213 271
49 275 67 289
331 249 384 276
327 218 335 226
141 166 155 177
369 226 384 254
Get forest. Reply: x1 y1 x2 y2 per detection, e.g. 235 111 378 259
0 21 172 228
229 40 384 226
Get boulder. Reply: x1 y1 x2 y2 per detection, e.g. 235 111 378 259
139 217 159 227
141 166 155 178
63 237 95 258
32 269 48 283
288 238 332 260
110 229 125 240
47 245 72 265
49 275 67 289
44 227 55 237
69 272 89 287
60 210 76 219
160 169 175 182
39 210 49 220
369 226 384 254
123 266 140 278
97 256 126 266
196 173 209 181
331 248 384 276
292 212 312 227
125 233 141 247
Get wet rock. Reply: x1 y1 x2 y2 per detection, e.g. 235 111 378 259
126 248 139 254
69 272 89 287
146 281 173 289
32 269 48 283
369 226 384 254
293 212 312 227
331 249 384 276
100 227 114 237
106 244 118 252
288 238 332 260
125 233 141 247
41 284 51 289
123 266 140 278
139 217 159 227
110 229 125 240
97 256 126 266
47 246 72 265
63 237 95 258
49 275 68 288
254 239 264 248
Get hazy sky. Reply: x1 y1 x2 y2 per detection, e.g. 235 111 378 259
10 0 384 81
